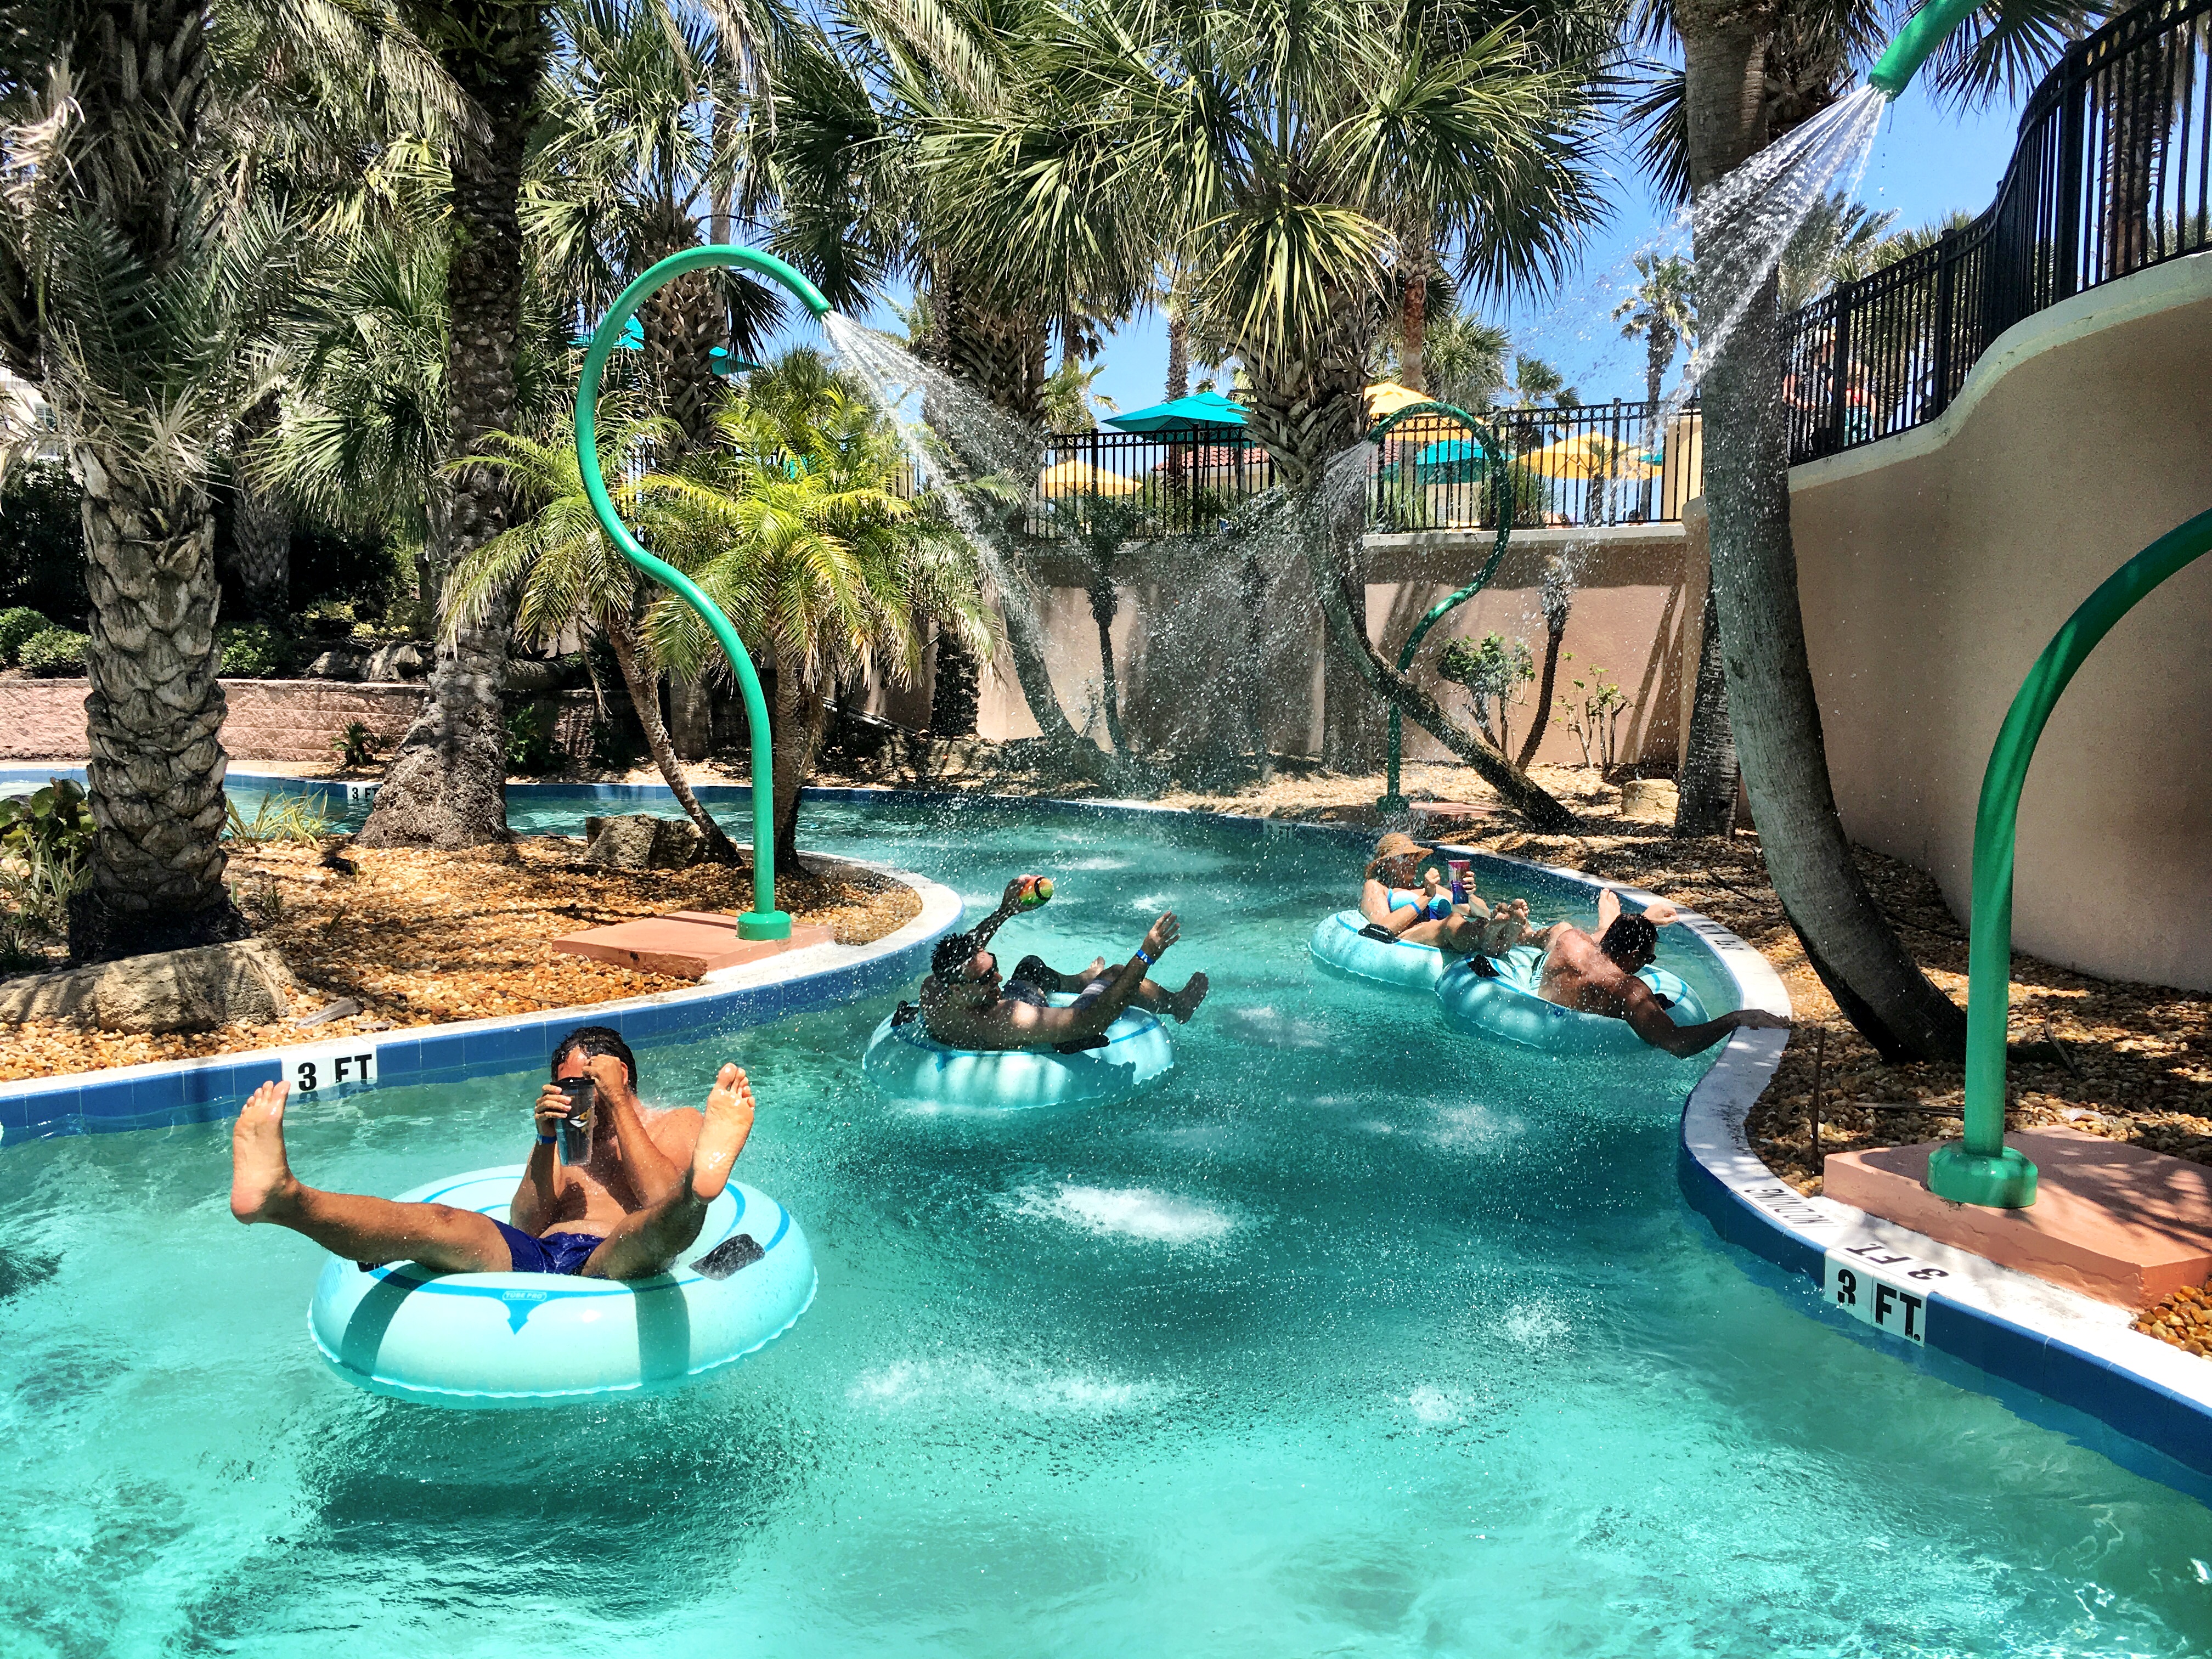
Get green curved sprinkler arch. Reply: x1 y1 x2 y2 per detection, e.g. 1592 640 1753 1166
573 245 831 941
1930 507 2212 1207
1368 403 1514 820
1867 0 1985 97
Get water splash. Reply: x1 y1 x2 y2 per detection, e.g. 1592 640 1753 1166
1675 84 1887 412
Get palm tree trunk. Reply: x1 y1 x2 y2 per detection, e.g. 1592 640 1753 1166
1674 579 1739 832
1516 600 1570 771
1682 9 1965 1060
1401 252 1429 394
69 454 246 958
358 1 549 851
605 609 740 861
1165 306 1189 402
228 390 291 619
770 654 827 871
44 0 241 958
930 628 980 734
1088 577 1125 752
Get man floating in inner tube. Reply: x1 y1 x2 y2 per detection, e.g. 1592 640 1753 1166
1358 832 1524 958
230 1025 757 1279
1494 888 1791 1057
916 876 1209 1051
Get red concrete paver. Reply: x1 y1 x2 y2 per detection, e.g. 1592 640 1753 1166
551 915 836 979
1824 1126 2212 1306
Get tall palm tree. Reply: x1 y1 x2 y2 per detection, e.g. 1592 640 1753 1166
443 406 744 859
924 0 1611 823
0 0 443 957
358 0 556 853
642 351 995 864
1645 0 2093 1058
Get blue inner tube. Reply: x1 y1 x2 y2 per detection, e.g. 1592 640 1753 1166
1436 944 1712 1057
308 1165 816 1408
862 991 1174 1109
1307 909 1446 992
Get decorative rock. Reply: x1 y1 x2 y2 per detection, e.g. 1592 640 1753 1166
1617 778 1678 823
302 649 366 682
580 814 706 870
365 642 429 681
0 941 295 1034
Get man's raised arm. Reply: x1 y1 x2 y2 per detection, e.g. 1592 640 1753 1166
1066 913 1181 1037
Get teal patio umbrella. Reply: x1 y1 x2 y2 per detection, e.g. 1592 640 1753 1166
1102 391 1248 433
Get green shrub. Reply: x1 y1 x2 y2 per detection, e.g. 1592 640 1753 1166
505 705 560 775
218 622 298 678
330 720 379 769
0 777 96 862
18 628 87 677
0 607 50 666
0 462 89 620
224 794 332 845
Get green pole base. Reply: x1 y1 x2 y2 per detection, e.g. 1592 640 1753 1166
739 910 794 943
1376 793 1412 825
1926 1142 2038 1208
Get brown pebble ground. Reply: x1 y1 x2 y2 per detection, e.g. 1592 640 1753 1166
0 837 918 1082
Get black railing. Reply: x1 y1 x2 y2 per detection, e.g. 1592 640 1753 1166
1025 427 1278 540
1368 401 1702 532
1786 0 2212 464
1022 404 1702 541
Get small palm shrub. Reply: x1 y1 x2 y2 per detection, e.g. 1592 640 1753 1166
330 721 379 769
224 794 334 845
0 607 49 665
218 623 298 678
18 628 88 677
505 706 560 775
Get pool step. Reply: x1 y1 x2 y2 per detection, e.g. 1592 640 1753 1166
1824 1126 2212 1307
551 912 836 979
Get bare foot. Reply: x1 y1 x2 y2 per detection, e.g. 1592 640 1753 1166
229 1081 301 1224
690 1064 756 1204
1480 901 1531 956
1167 972 1210 1023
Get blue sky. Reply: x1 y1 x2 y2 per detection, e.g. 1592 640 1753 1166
762 76 2032 415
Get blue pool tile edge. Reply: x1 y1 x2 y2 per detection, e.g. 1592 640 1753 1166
1670 941 2212 1496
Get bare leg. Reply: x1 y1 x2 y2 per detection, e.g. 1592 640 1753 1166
230 1081 511 1272
583 1065 756 1282
1595 887 1622 938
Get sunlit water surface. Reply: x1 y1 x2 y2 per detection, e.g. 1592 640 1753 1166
6 800 2212 1657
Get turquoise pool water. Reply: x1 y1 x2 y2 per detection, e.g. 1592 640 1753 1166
6 798 2212 1656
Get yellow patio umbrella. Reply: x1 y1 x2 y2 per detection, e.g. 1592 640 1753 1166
1520 431 1661 480
1037 458 1143 496
1364 381 1464 443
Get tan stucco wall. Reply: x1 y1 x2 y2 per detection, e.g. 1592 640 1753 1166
1790 249 2212 991
967 524 1691 770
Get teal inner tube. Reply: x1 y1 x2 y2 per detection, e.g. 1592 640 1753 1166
308 1166 816 1408
1307 908 1447 992
1436 944 1711 1057
862 992 1175 1109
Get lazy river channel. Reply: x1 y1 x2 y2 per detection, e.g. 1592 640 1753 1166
5 797 2212 1656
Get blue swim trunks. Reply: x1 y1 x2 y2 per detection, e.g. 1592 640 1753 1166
493 1219 604 1276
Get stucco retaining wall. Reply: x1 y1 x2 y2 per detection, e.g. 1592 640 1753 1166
934 524 1692 769
1784 249 2212 991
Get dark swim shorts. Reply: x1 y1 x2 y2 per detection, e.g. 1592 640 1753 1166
493 1220 604 1276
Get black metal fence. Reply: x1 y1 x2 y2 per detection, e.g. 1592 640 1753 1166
1368 401 1702 532
1785 0 2212 464
1020 403 1702 541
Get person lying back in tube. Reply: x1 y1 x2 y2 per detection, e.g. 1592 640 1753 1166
1491 888 1791 1056
230 1025 760 1279
910 875 1209 1051
1358 832 1524 958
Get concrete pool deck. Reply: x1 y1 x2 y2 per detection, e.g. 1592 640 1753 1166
5 770 2211 1499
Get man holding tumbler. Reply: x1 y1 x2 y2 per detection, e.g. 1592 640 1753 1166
229 1024 757 1280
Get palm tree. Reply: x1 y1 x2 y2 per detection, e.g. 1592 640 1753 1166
644 351 994 865
357 0 555 853
923 0 1611 825
1613 251 1697 406
443 407 744 860
0 0 445 958
1420 308 1513 410
1643 0 2092 1059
